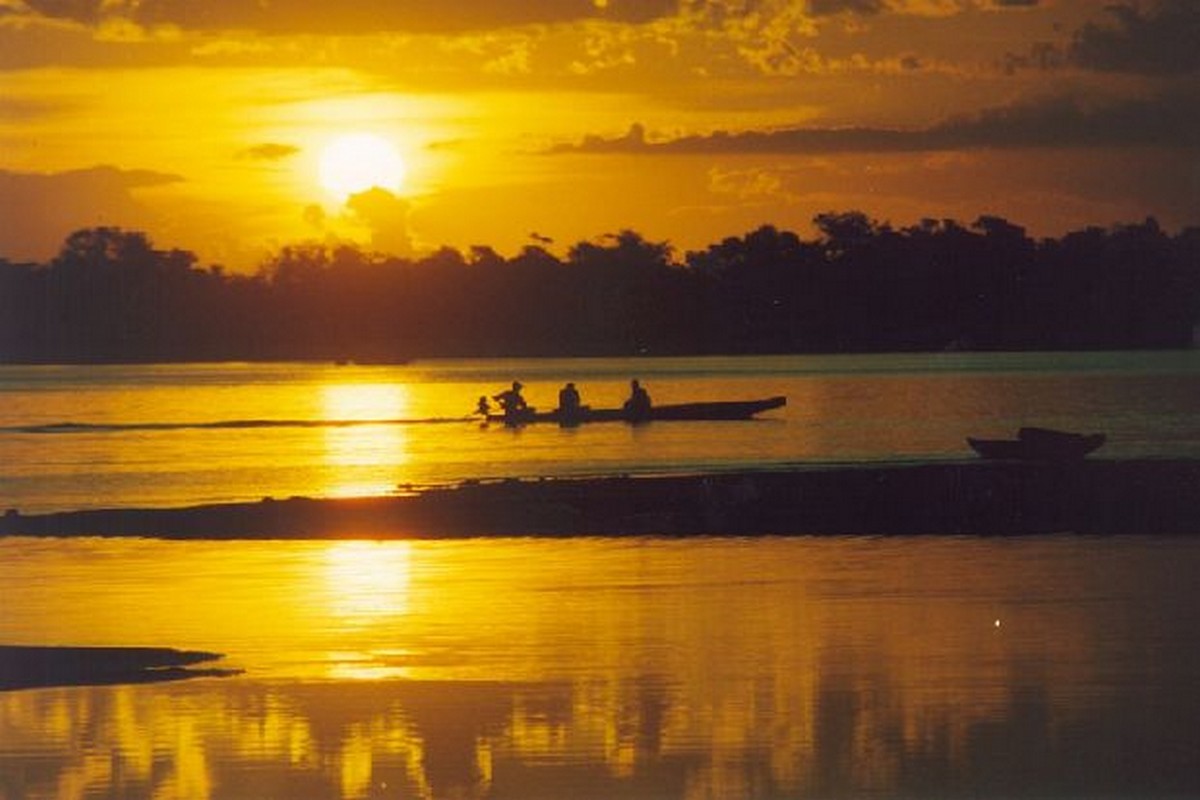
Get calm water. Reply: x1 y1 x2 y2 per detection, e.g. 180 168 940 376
2 535 1199 799
2 352 1199 514
2 352 1199 798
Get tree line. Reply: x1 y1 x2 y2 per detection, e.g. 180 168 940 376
1 212 1197 363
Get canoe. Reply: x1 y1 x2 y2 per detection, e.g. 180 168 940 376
967 427 1106 461
488 396 787 426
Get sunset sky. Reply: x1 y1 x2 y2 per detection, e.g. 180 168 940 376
1 0 1196 270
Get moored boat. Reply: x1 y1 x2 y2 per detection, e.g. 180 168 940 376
967 427 1106 461
488 396 787 426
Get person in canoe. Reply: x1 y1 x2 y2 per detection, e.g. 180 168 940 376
623 379 652 421
492 381 529 423
557 382 583 423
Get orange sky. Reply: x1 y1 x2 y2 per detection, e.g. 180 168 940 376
1 0 1196 270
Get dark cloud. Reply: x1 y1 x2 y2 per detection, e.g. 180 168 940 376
0 165 182 262
1068 0 1200 75
238 143 301 161
21 0 679 34
936 91 1198 149
18 0 105 24
553 89 1199 156
806 0 885 16
346 187 414 257
991 0 1038 7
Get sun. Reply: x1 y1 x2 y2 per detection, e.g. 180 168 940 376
318 133 407 201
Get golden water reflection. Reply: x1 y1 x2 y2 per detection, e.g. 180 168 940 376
1 536 1198 799
320 382 410 499
323 540 412 621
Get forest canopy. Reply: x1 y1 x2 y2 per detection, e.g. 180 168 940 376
1 212 1197 363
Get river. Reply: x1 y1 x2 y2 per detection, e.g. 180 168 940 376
2 535 1199 799
2 351 1198 514
1 352 1198 798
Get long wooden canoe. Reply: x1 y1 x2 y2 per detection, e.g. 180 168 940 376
488 396 787 426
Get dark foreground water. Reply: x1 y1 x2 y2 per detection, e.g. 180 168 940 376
2 535 1198 799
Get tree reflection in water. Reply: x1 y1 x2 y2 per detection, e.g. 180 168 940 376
1 536 1197 799
1 665 1196 799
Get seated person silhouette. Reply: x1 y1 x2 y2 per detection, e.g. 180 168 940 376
557 382 583 423
492 381 529 423
623 379 652 421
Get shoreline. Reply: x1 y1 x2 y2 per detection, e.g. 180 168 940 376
3 460 1198 538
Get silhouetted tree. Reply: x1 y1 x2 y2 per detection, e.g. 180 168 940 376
567 231 679 354
2 215 1196 363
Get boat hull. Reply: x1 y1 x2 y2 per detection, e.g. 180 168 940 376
488 396 787 426
967 428 1106 461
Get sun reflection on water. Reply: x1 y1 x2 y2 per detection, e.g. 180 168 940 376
3 537 1199 799
320 382 410 498
323 540 412 622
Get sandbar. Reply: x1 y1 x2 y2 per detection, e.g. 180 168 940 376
3 461 1198 538
0 645 239 691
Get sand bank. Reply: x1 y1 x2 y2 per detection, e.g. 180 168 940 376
3 461 1198 539
0 645 239 691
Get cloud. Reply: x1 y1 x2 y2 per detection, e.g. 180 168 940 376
20 0 679 35
1007 1 1199 76
238 143 300 161
553 89 1200 156
807 0 886 16
1067 0 1200 75
0 7 193 70
346 187 414 256
19 0 105 24
657 1 993 78
0 165 182 262
935 91 1199 149
707 166 795 203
